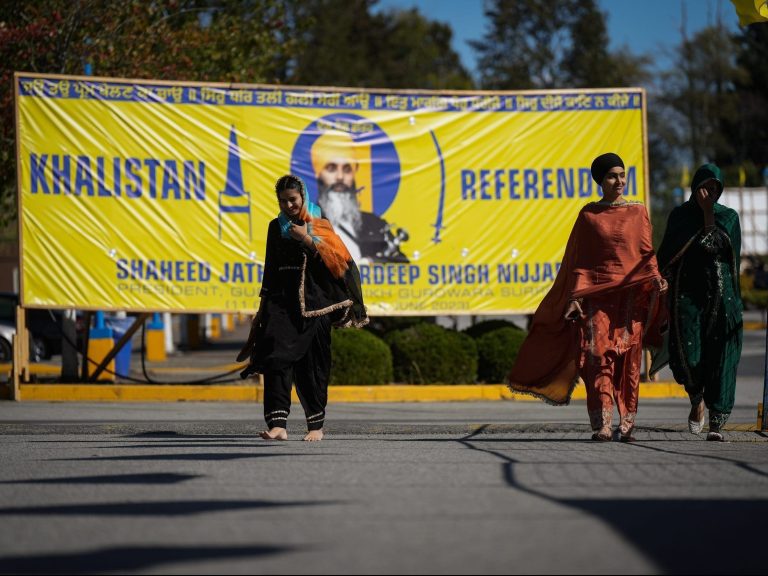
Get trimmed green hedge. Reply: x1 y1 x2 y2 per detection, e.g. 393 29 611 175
386 323 477 384
463 319 524 340
330 328 393 385
476 327 528 383
742 288 768 310
365 316 436 338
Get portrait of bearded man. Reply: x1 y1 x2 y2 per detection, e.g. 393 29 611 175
311 130 409 263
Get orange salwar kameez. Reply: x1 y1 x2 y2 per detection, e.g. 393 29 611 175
579 286 652 433
508 201 665 434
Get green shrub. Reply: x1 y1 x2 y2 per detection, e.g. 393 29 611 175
742 288 768 310
365 316 436 338
331 328 393 385
463 318 524 340
385 323 477 384
476 327 528 383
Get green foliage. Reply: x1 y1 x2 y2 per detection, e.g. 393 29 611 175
733 23 768 172
660 24 747 169
476 327 527 383
369 8 474 89
650 22 768 244
742 289 768 311
0 0 473 230
472 0 650 90
289 0 473 89
0 0 300 229
462 319 523 340
365 316 436 338
330 328 392 385
3 0 766 243
561 5 652 89
386 323 477 384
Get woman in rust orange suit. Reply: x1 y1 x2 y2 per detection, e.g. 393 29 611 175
507 153 667 442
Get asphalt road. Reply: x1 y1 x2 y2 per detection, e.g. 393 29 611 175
0 329 764 574
0 396 766 575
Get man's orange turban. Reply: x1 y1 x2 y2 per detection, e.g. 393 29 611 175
310 130 365 176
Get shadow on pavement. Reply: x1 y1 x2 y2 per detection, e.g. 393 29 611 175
95 443 294 449
49 452 287 462
0 544 292 573
563 498 767 575
0 499 339 517
459 426 767 574
0 473 202 485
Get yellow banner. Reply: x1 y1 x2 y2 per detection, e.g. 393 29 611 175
16 74 647 314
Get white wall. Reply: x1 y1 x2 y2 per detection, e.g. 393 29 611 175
719 187 768 255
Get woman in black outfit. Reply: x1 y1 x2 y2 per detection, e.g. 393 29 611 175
238 175 367 441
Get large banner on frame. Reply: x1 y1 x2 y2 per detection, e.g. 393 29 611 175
15 73 647 314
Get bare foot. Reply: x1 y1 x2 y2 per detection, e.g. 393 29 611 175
303 430 324 442
260 427 288 441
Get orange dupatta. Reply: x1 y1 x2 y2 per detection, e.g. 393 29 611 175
507 202 664 404
278 186 352 280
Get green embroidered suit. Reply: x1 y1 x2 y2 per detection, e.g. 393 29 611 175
655 198 743 427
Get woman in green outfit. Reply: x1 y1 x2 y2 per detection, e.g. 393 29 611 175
655 163 743 441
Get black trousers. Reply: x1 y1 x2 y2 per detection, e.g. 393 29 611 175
263 313 331 431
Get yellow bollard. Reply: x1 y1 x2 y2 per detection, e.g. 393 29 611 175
146 330 166 361
87 337 115 382
224 313 235 332
210 314 222 340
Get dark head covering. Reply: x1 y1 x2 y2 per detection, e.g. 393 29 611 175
691 163 723 196
590 153 625 185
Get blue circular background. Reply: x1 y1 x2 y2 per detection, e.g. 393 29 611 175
290 113 401 216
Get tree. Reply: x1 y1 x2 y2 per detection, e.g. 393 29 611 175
658 24 746 172
0 0 297 230
646 20 768 243
284 0 378 87
1 1 474 230
562 2 652 88
732 22 768 177
471 0 668 239
286 1 473 89
472 0 650 90
370 8 474 90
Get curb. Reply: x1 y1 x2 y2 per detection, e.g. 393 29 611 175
0 381 688 402
0 421 763 438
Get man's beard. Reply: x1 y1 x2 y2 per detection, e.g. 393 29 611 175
317 182 362 234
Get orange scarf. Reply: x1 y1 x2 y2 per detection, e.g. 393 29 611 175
278 188 352 280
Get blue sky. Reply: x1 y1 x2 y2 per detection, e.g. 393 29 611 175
374 0 742 79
